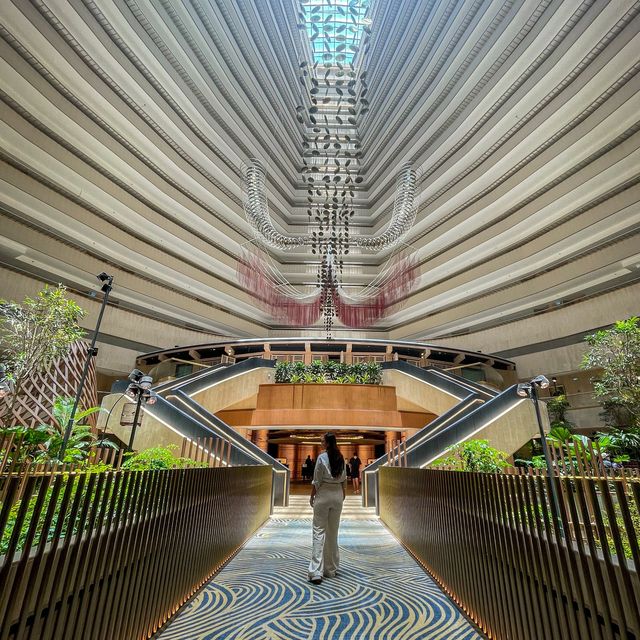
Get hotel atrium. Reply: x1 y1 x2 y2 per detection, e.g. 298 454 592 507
0 1 639 639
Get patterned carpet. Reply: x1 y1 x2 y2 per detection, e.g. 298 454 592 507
158 502 482 639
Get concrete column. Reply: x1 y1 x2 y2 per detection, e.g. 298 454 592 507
357 445 375 465
385 430 397 452
253 429 269 452
278 444 297 478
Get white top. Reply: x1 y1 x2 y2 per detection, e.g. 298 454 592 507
312 451 347 488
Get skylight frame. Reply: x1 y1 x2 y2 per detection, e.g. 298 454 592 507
302 0 371 66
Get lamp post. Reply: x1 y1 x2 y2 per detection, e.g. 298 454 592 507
60 273 113 460
517 375 564 536
125 369 156 451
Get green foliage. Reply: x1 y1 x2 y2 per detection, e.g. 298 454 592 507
545 425 590 449
335 362 349 379
544 426 595 473
432 439 511 473
596 427 640 460
600 491 640 560
121 445 203 470
0 469 130 555
50 396 104 433
546 394 571 427
599 399 635 429
309 360 324 377
530 455 547 469
514 455 547 470
303 370 320 383
324 360 338 380
0 424 50 464
274 361 293 383
364 361 382 384
0 285 85 423
273 360 382 385
1 422 100 465
2 484 63 555
582 317 640 428
0 396 110 464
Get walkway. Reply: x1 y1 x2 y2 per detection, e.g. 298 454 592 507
157 496 482 639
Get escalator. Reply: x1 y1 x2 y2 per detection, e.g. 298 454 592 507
142 358 290 506
362 362 535 508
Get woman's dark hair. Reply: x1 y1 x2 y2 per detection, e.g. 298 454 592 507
324 432 344 478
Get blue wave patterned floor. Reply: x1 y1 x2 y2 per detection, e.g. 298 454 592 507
158 515 482 639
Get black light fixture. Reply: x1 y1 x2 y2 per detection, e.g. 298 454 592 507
59 272 114 460
125 369 157 451
517 374 564 534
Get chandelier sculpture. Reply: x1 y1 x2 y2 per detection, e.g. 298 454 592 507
239 161 418 332
238 0 419 335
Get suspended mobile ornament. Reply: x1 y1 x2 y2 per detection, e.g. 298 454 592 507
239 161 419 331
237 0 419 334
241 160 418 253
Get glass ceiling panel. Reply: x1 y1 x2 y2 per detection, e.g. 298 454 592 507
302 0 371 65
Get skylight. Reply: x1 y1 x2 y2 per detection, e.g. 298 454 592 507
302 0 371 65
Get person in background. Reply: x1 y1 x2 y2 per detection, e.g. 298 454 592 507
303 455 313 481
308 433 346 584
349 452 362 494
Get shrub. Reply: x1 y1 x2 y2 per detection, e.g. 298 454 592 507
121 445 203 470
272 361 382 385
596 427 640 460
432 439 510 473
309 360 324 377
324 360 339 381
546 394 572 427
365 361 383 385
0 396 110 465
274 361 293 383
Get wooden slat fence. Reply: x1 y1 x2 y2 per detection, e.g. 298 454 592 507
0 435 232 487
0 464 272 639
379 466 640 640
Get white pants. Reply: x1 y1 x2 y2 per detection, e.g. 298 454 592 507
309 483 343 580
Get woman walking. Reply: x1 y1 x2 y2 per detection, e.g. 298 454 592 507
308 433 346 584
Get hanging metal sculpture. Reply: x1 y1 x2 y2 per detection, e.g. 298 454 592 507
238 0 419 334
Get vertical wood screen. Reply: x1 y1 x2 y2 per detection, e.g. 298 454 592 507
0 340 98 429
0 465 272 639
379 467 640 640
